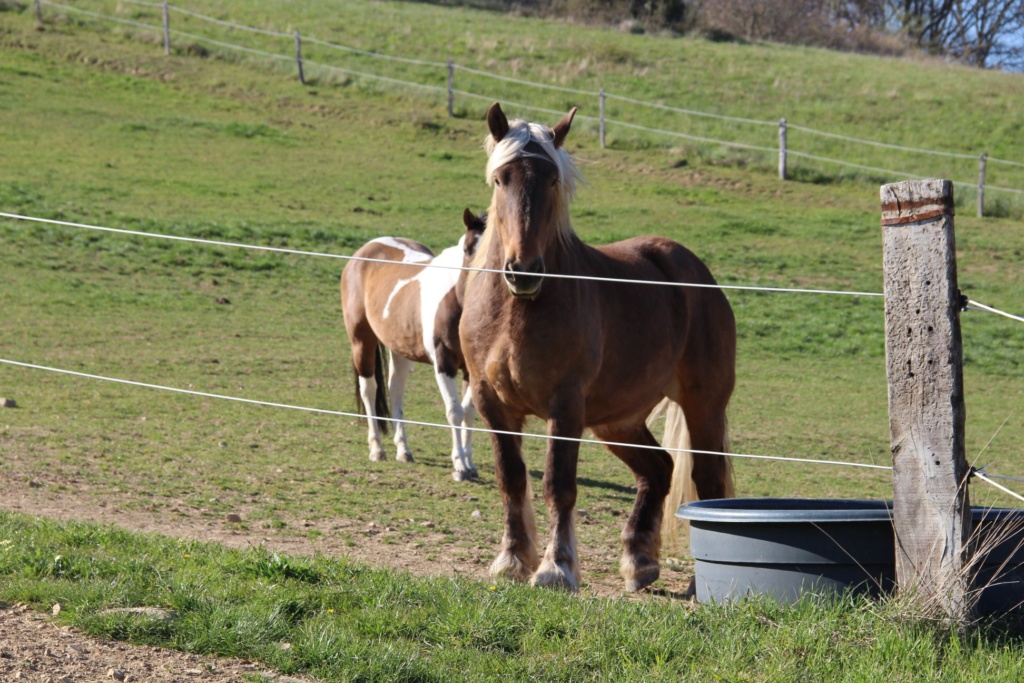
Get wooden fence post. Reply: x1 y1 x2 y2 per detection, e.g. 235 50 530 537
34 0 42 24
162 0 170 55
778 118 787 180
447 60 454 117
881 178 972 625
294 30 305 85
599 88 606 149
977 153 987 219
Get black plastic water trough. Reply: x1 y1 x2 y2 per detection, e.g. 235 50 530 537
677 498 1024 613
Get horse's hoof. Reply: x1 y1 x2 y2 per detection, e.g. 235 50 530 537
396 451 415 463
452 467 478 482
623 563 661 592
490 551 536 583
531 562 580 592
368 450 386 462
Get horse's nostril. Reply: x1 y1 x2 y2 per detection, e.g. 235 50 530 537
503 259 518 284
502 258 545 297
504 258 543 276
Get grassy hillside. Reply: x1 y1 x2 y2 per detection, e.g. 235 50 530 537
25 0 1024 214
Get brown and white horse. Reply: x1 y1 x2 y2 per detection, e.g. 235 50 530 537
341 209 486 481
459 103 736 591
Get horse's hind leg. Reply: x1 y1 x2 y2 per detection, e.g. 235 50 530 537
592 421 674 592
348 327 387 462
678 393 732 500
388 351 415 463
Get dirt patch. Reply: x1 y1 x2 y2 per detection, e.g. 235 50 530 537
0 602 312 683
0 472 695 681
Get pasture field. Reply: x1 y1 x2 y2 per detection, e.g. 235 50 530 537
1 1 1024 679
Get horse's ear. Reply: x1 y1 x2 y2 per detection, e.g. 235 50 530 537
487 102 509 143
462 208 486 254
552 107 577 149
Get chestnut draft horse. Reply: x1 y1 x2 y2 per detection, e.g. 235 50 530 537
341 209 486 481
460 103 736 592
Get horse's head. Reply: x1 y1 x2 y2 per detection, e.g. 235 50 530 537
461 207 487 262
484 102 581 299
456 208 487 307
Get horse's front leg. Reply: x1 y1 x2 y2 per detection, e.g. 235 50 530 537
432 369 477 481
475 383 536 582
459 384 478 479
532 402 584 591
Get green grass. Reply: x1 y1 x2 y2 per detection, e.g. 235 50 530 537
0 1 1023 677
4 512 1024 682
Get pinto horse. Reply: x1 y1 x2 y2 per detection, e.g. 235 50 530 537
341 209 486 481
459 103 736 591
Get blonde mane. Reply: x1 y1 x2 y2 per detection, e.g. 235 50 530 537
470 117 585 276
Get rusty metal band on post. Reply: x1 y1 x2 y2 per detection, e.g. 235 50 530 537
880 182 955 226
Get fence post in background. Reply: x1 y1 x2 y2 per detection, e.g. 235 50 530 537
977 152 987 218
294 30 305 85
881 178 972 626
778 118 787 180
34 0 42 24
444 59 452 117
600 88 606 149
162 0 170 55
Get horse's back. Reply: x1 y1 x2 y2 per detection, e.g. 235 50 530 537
594 235 717 286
581 235 735 422
341 237 436 364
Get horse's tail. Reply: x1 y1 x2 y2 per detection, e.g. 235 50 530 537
352 343 390 435
651 398 734 554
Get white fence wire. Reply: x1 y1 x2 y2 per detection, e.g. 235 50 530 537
2 210 1021 501
6 212 1023 323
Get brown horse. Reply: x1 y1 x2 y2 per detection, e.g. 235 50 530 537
341 209 486 481
459 103 736 591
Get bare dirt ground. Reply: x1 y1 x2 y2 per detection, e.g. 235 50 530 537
0 472 695 682
0 601 308 683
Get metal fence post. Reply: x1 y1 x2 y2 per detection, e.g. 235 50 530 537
162 0 170 55
600 88 606 149
447 60 454 118
778 117 787 180
977 152 987 218
294 30 305 85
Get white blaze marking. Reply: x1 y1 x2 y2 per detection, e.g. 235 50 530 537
374 238 465 364
382 277 413 320
416 244 463 364
370 237 432 263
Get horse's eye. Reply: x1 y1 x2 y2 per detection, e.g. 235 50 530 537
493 176 502 187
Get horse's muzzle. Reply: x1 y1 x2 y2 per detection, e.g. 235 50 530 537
503 257 545 299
